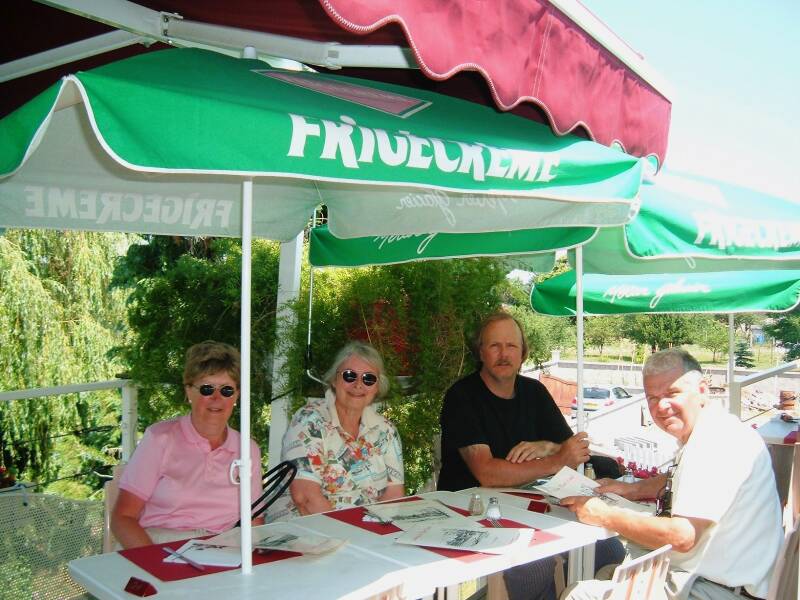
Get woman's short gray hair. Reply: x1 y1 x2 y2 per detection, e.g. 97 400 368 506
323 341 390 398
643 348 702 379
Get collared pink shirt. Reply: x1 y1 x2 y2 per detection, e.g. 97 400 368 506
120 415 263 533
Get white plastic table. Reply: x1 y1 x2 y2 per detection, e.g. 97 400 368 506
454 487 622 584
69 491 610 599
757 414 799 446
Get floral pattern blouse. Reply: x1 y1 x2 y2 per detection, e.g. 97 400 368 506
278 391 404 516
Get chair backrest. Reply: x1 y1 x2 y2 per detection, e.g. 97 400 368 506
102 463 126 553
539 373 577 416
236 460 297 527
604 545 671 600
767 519 799 600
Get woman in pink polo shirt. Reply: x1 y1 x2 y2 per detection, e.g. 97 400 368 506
111 341 263 549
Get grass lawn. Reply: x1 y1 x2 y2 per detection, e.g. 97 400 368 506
560 341 786 370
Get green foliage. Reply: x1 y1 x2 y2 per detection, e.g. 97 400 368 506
506 307 576 366
765 310 800 360
584 316 624 356
694 316 730 362
734 341 756 368
112 237 281 453
622 314 698 352
0 230 130 489
281 256 508 492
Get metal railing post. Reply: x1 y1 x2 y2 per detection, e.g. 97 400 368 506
120 383 138 462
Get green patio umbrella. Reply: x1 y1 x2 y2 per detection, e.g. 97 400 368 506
0 48 642 241
308 223 588 271
531 269 800 316
0 46 646 571
573 170 800 274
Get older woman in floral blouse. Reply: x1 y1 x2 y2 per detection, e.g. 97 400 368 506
279 341 404 516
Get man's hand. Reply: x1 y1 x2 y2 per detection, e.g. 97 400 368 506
555 432 590 469
560 495 610 527
595 478 637 499
506 441 560 463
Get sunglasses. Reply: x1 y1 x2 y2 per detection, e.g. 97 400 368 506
188 383 237 398
340 369 378 387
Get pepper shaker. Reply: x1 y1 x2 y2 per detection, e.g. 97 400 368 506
468 493 485 516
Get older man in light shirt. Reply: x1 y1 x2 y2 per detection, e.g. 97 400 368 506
561 348 783 600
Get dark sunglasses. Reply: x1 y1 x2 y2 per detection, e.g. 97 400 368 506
340 369 378 387
188 383 237 398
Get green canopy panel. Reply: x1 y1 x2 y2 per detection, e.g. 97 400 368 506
531 269 800 316
0 48 643 241
573 170 800 274
308 223 595 270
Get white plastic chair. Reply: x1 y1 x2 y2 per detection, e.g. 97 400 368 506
602 544 671 600
102 463 126 553
767 519 799 600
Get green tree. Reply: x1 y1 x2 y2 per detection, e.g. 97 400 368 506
764 311 800 360
0 230 131 495
584 316 624 357
622 314 697 352
112 236 281 453
695 316 730 362
734 341 756 368
282 256 508 492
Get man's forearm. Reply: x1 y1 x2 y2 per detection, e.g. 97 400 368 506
472 454 567 487
600 507 698 553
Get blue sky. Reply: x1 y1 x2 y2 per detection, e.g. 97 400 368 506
581 0 800 201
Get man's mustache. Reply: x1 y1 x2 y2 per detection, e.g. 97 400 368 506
494 359 513 366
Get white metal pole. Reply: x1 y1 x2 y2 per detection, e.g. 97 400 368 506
239 179 253 574
120 383 138 462
267 232 304 470
569 245 592 588
576 246 585 435
728 313 735 414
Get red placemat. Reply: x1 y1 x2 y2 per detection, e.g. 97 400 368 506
785 429 798 444
324 496 423 535
325 498 561 563
119 539 301 582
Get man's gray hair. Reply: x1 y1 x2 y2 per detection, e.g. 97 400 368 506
643 348 703 379
323 341 390 398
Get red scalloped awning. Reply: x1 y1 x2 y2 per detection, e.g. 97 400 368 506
319 0 671 165
2 0 671 164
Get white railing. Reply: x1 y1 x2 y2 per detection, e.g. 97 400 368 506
0 379 138 461
729 359 800 418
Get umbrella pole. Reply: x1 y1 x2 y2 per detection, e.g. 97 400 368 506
575 246 586 438
728 313 735 413
239 179 253 574
569 245 589 584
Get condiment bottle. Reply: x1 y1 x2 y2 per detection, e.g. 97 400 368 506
486 497 502 520
468 493 485 516
584 463 596 480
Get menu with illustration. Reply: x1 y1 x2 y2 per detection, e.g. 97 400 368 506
533 466 653 514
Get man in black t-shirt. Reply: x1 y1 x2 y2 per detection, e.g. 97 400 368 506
437 312 623 600
438 312 590 492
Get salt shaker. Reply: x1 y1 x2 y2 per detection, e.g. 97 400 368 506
468 493 485 516
486 497 502 520
622 466 636 484
584 463 596 480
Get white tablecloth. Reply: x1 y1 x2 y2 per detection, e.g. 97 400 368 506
69 490 611 600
